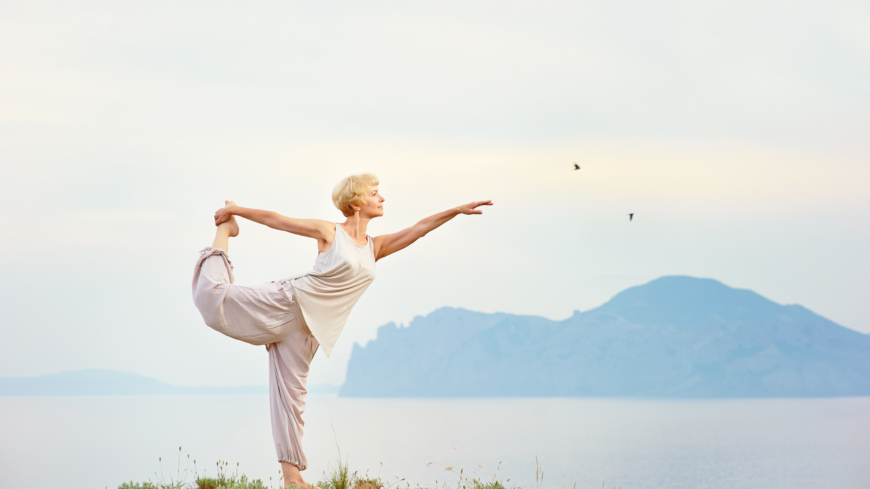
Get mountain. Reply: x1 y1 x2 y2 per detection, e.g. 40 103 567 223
340 276 870 398
0 369 268 396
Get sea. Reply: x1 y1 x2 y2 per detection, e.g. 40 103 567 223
0 396 867 489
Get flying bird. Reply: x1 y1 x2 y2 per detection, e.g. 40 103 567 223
573 163 580 170
628 213 634 221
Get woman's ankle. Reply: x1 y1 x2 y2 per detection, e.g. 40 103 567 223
220 216 240 238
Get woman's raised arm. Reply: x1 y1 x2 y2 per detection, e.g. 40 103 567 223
215 201 335 246
373 200 493 261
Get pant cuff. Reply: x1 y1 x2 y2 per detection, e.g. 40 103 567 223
279 457 308 471
199 246 227 257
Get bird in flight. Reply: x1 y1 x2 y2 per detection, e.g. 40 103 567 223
628 213 634 221
573 163 581 170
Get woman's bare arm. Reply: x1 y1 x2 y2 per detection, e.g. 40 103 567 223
215 202 335 248
373 200 492 261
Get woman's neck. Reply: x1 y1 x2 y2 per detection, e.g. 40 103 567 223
340 213 372 243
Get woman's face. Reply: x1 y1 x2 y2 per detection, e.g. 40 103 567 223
357 186 385 218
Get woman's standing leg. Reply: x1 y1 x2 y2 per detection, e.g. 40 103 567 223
268 313 320 489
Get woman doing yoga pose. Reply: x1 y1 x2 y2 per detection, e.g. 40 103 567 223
192 173 492 488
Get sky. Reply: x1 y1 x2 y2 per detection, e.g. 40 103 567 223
1 0 868 387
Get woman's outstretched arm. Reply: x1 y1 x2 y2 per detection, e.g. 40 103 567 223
373 200 493 261
215 202 335 248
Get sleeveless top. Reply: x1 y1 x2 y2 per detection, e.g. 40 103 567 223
283 223 377 357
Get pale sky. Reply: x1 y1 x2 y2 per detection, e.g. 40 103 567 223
1 0 868 387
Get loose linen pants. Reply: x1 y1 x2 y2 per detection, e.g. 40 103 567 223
192 247 319 471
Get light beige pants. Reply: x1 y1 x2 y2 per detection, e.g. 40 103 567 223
192 247 319 471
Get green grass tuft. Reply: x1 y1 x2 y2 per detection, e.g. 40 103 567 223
315 455 386 489
195 474 268 489
118 483 159 489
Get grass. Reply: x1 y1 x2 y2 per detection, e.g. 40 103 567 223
314 455 382 489
117 447 615 489
117 447 270 489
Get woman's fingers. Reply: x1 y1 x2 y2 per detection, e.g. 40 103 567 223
213 201 235 224
214 207 229 225
463 200 492 213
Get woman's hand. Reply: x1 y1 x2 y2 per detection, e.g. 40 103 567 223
214 200 238 226
456 200 493 215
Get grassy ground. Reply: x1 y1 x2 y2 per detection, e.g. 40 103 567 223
115 447 517 489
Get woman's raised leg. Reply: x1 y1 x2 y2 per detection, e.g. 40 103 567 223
211 201 239 252
192 204 298 346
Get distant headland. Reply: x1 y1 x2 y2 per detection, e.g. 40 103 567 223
341 276 870 398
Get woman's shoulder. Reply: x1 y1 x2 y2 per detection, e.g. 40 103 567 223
318 220 338 237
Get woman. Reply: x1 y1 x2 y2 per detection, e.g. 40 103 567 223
192 173 492 488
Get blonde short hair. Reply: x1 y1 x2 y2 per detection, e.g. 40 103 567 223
332 173 379 216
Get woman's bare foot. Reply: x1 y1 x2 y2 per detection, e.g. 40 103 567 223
284 480 320 489
223 215 240 237
211 201 239 252
217 200 240 237
282 462 320 489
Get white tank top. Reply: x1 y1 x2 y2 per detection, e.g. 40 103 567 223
285 223 377 357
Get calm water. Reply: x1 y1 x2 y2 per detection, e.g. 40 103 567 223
0 396 867 489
